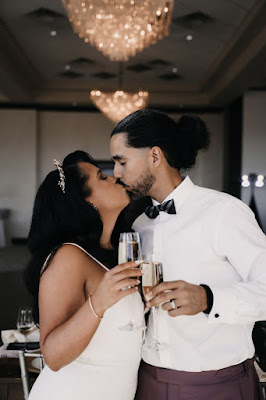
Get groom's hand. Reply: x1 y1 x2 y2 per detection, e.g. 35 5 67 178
146 280 208 317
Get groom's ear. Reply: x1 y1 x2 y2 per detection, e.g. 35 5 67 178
150 146 163 167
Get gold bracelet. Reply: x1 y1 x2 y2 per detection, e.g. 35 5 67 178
88 294 103 320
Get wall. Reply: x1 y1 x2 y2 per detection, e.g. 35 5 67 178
0 109 37 238
38 111 114 183
0 109 224 238
241 91 266 232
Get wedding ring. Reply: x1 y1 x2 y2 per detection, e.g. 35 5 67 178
170 299 176 310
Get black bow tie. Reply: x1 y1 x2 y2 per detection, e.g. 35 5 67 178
145 199 176 219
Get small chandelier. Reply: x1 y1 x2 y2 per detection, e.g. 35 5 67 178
90 89 149 123
62 0 174 61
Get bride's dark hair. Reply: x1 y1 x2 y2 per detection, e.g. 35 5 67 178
24 150 130 322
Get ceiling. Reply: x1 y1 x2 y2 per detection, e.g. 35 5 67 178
0 0 265 109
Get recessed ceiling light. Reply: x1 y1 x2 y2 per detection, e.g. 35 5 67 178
172 67 178 73
65 65 71 70
186 34 193 41
50 30 57 37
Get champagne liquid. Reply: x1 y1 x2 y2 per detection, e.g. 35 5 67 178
118 241 140 264
141 261 163 300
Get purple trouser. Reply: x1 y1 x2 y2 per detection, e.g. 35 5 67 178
134 359 264 400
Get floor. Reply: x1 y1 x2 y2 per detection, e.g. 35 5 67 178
0 358 37 400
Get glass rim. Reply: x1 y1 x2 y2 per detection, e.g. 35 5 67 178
119 232 140 241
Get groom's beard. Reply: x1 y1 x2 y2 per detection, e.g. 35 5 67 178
128 169 155 200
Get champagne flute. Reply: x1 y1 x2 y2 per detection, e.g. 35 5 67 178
119 232 145 331
16 307 35 334
141 254 164 350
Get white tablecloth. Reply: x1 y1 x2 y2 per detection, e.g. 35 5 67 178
1 326 40 344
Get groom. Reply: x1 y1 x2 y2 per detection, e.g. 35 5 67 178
110 109 266 400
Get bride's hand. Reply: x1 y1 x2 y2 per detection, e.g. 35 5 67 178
91 260 143 318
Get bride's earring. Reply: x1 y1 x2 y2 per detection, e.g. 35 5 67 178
92 204 98 211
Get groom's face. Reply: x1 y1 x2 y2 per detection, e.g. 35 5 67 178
110 133 155 199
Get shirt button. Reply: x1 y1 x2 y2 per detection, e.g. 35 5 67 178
215 313 219 318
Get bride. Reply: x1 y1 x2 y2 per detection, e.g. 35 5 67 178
25 150 144 400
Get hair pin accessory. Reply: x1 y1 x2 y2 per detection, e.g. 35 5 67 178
53 159 66 193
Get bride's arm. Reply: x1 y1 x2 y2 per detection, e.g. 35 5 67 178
39 244 141 371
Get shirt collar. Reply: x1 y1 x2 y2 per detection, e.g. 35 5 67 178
151 176 196 213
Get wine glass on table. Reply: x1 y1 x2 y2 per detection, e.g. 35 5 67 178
141 254 164 351
16 307 35 335
119 232 145 331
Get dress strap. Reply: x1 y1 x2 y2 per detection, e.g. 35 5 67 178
63 242 109 271
40 242 109 276
40 246 59 276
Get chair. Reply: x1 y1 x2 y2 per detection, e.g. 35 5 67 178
18 349 45 399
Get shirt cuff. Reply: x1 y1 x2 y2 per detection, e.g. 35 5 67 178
200 284 213 314
207 286 237 324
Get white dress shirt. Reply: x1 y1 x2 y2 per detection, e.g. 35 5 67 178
133 176 266 372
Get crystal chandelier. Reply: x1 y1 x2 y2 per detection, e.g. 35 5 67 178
90 89 149 123
62 0 174 61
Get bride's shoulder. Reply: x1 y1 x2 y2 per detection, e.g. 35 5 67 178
56 242 89 257
41 243 95 280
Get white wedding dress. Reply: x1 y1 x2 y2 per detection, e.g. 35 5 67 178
28 243 144 400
